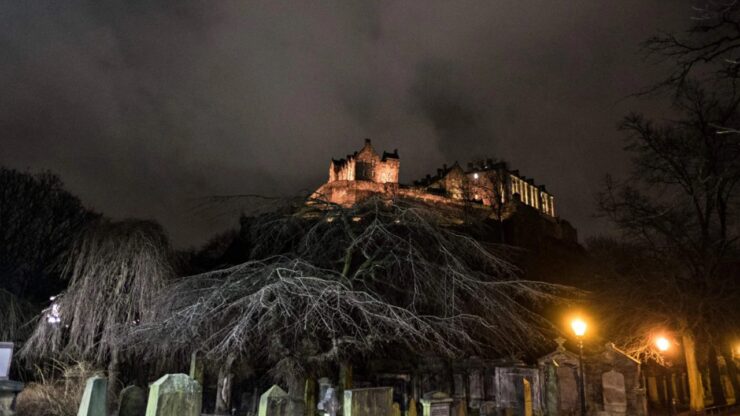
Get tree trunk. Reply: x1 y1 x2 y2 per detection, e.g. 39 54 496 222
189 351 205 387
707 345 726 406
720 345 740 405
215 352 236 414
683 331 705 412
107 347 120 413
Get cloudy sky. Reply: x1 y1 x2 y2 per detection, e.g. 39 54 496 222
1 1 691 246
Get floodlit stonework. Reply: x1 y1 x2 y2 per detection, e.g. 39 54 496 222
313 140 573 244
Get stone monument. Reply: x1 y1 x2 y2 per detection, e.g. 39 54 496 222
343 387 393 416
420 391 453 416
118 385 147 416
602 370 627 415
145 373 202 416
77 376 107 416
258 385 289 416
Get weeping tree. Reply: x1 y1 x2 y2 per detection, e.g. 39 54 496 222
130 196 573 410
21 219 173 404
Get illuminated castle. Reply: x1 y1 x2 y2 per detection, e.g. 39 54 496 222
317 139 555 217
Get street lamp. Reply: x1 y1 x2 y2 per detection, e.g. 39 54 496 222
571 318 588 416
656 337 670 352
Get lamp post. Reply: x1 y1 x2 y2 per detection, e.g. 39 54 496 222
571 318 587 416
655 336 675 415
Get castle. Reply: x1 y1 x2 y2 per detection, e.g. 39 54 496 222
313 139 577 243
317 139 552 212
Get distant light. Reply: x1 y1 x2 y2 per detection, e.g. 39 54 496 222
656 337 670 352
473 173 479 180
352 216 362 222
326 217 335 223
571 318 587 337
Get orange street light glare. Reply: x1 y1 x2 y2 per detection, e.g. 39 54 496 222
656 337 670 352
571 318 587 337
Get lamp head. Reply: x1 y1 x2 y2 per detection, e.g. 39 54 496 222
571 318 587 337
656 337 670 352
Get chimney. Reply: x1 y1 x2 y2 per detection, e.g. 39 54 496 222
364 138 371 146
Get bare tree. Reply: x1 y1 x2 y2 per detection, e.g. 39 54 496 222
130 196 573 404
597 83 740 411
645 1 740 91
0 168 95 304
21 219 174 406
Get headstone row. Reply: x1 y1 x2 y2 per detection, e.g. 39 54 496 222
77 374 201 416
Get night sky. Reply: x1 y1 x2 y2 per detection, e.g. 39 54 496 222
1 1 690 247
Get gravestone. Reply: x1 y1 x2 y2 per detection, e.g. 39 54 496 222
602 370 627 415
453 374 465 399
494 367 542 415
118 385 147 416
420 391 453 416
542 364 558 416
557 366 579 414
408 398 418 416
0 344 12 380
343 387 393 416
258 385 289 416
468 369 483 404
77 376 107 416
145 373 201 416
479 401 496 416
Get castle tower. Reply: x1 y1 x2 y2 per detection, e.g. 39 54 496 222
327 139 399 184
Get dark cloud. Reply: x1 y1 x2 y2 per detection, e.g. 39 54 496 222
0 1 690 246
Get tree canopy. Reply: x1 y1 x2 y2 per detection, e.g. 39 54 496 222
0 168 96 305
130 197 573 384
